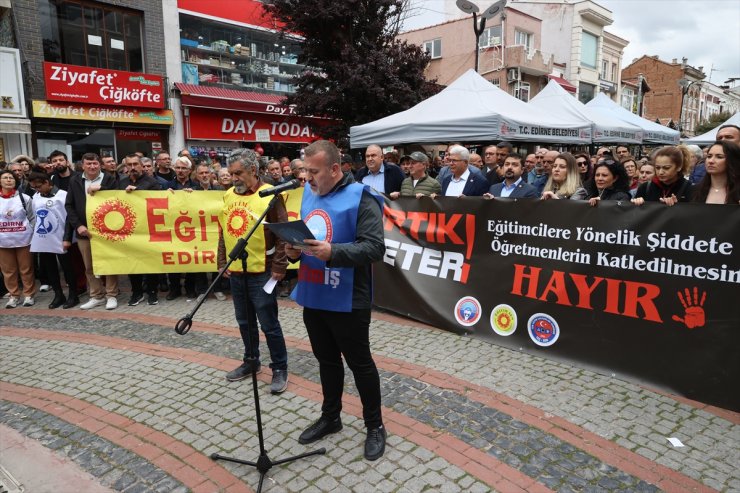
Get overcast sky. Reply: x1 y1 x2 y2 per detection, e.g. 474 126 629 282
402 0 740 85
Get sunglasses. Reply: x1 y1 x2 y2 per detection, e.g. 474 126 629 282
576 160 588 165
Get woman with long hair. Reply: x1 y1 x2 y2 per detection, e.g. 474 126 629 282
0 170 35 308
541 152 582 200
632 146 693 206
580 158 632 206
692 140 740 204
575 152 592 183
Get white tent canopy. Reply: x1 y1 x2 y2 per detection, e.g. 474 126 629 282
529 80 643 144
349 69 592 148
585 93 679 144
683 112 740 145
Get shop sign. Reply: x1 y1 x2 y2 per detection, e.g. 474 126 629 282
43 62 166 109
0 48 28 119
116 129 162 141
599 80 617 93
186 106 319 143
33 100 173 125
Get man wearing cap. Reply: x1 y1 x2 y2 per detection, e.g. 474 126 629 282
389 152 441 199
340 155 356 182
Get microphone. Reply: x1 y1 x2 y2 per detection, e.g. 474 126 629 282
258 179 302 197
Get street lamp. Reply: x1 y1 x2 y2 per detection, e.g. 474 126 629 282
456 0 507 73
678 77 702 134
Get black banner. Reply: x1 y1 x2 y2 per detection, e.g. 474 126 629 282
376 198 740 411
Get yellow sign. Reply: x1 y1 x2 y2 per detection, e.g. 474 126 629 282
88 191 223 274
33 100 173 125
87 189 303 275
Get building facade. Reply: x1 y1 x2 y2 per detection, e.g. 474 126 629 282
622 55 706 135
173 0 319 161
511 0 624 104
13 0 173 161
398 7 555 102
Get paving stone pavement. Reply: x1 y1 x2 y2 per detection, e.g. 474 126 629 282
1 290 738 493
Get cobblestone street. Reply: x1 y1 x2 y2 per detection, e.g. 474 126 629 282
1 290 738 492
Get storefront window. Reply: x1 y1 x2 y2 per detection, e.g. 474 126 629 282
578 82 595 105
179 13 303 94
40 0 143 72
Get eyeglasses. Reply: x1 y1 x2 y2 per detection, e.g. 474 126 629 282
576 160 588 165
448 158 466 163
173 167 190 171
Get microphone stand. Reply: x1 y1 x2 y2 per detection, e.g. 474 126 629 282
174 192 325 492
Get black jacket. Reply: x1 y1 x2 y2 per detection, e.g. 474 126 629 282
355 162 406 195
118 174 162 191
635 177 694 203
65 172 118 231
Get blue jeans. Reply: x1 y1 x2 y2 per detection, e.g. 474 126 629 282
230 272 288 370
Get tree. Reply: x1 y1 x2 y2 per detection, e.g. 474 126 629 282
265 0 438 147
693 111 733 136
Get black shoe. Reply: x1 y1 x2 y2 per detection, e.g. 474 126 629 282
298 417 342 445
48 294 66 309
165 290 181 301
158 281 169 292
128 292 145 306
270 369 288 394
364 426 386 461
62 296 79 309
225 362 261 382
186 291 197 300
147 293 158 305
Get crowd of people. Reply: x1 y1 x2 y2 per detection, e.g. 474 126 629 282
348 124 740 209
2 124 738 310
0 148 308 311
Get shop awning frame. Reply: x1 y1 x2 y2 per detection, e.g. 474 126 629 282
547 75 577 94
174 83 292 114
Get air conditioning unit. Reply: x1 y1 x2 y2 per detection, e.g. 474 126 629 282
507 68 520 83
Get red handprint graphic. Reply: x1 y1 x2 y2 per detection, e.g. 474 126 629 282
671 287 706 329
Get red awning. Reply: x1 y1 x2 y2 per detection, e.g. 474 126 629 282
174 82 291 114
547 75 577 94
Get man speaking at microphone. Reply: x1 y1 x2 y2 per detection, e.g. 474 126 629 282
217 148 290 394
285 140 387 461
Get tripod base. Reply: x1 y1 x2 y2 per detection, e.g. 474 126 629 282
212 448 326 492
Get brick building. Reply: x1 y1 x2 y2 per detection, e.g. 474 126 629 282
622 55 705 135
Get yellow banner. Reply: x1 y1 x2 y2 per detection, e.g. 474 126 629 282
88 191 223 274
283 186 304 270
33 100 173 125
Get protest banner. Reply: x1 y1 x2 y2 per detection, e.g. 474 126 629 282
88 190 224 274
376 198 740 411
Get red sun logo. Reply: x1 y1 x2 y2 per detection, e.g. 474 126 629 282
91 199 137 242
226 208 251 237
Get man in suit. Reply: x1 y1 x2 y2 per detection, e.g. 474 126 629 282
435 145 489 197
484 155 539 199
355 144 405 195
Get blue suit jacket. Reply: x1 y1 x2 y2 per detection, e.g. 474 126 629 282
441 170 490 197
489 181 540 198
355 162 406 194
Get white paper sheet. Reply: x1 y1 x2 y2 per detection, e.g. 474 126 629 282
263 276 278 294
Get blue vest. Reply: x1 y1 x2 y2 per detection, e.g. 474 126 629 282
294 183 366 312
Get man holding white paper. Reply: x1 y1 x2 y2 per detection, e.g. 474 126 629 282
217 148 289 394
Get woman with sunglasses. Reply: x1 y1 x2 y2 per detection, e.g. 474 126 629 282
575 153 592 183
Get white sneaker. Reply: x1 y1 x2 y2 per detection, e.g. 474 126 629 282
214 291 227 301
80 298 105 310
5 296 19 309
22 297 35 307
39 284 51 292
105 297 118 310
